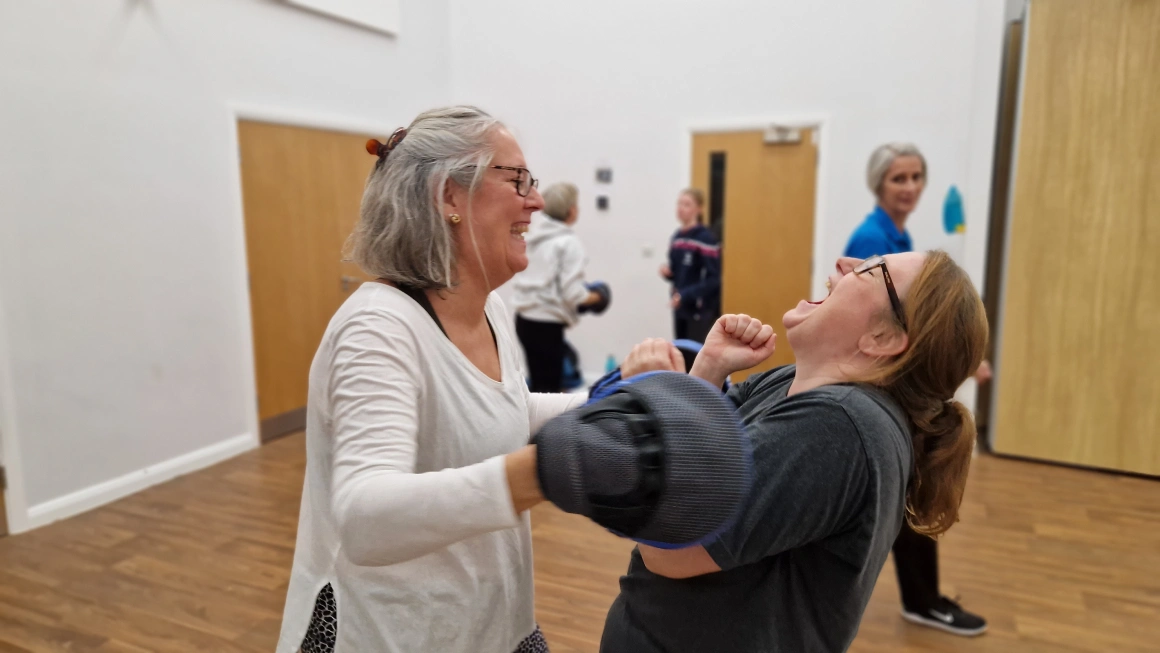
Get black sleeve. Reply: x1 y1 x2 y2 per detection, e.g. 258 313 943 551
705 395 869 569
676 230 721 307
664 233 678 281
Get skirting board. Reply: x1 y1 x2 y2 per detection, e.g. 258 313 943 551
20 433 256 533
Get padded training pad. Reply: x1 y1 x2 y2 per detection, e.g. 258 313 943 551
581 281 612 315
533 371 752 547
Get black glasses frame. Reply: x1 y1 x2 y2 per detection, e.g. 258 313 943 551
487 165 539 197
854 255 907 330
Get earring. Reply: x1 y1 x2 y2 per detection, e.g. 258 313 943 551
449 214 461 224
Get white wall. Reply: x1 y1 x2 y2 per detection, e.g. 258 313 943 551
0 0 451 532
450 0 1008 381
285 0 402 35
0 0 1011 533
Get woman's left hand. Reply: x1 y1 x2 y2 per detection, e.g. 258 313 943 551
622 338 685 379
691 314 776 387
670 293 682 309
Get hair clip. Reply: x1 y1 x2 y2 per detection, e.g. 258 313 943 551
366 127 408 159
385 127 407 151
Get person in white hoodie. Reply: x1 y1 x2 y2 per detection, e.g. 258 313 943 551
512 182 602 392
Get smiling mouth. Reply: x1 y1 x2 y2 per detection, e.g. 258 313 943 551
511 223 529 240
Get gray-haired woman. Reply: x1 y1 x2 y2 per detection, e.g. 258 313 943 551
843 142 926 258
276 106 580 653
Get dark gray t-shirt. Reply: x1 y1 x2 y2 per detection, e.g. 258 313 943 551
600 365 913 653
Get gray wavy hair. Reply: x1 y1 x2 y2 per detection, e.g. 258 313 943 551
866 142 927 196
541 182 579 221
349 106 502 289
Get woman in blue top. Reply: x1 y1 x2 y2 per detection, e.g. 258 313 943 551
844 143 923 259
844 142 987 637
660 188 721 343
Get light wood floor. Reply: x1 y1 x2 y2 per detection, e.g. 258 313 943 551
1 432 1158 652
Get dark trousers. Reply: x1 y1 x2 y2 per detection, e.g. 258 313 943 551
893 520 940 611
673 312 715 344
516 315 566 393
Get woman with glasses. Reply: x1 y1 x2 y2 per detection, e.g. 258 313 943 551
599 250 989 652
843 143 988 637
277 106 577 653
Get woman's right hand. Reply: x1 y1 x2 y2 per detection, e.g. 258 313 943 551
690 314 776 388
659 263 671 279
621 338 685 379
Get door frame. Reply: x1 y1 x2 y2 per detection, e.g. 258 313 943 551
225 103 401 447
985 12 1032 452
680 114 832 306
975 16 1027 448
0 287 28 535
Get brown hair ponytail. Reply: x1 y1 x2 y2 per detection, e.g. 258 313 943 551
861 251 989 536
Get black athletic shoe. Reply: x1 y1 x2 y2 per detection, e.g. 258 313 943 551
901 596 988 636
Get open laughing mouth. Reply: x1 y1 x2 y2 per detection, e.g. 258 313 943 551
807 278 834 305
511 223 529 240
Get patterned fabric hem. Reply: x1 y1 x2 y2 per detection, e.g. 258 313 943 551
300 583 548 653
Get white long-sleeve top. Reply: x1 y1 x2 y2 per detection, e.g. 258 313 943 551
511 214 590 326
276 283 584 653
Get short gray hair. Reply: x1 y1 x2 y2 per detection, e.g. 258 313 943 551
349 106 502 289
541 182 578 221
866 142 927 196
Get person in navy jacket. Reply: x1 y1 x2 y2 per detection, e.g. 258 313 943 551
844 142 988 638
660 188 720 343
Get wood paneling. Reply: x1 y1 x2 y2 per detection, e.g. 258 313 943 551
2 433 1158 651
691 130 817 380
992 0 1160 474
238 121 375 427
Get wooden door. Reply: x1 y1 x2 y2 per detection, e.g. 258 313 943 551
691 129 817 380
238 121 376 441
991 0 1160 475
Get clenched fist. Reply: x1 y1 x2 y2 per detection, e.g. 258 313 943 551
622 338 686 379
690 314 776 388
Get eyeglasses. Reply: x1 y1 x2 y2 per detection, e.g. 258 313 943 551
486 165 539 197
854 255 907 330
